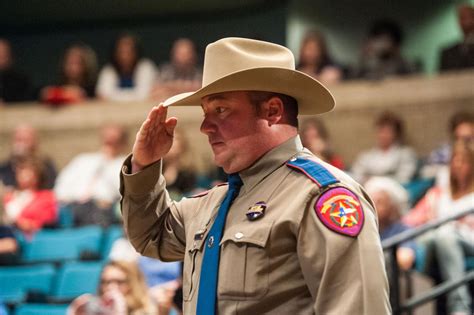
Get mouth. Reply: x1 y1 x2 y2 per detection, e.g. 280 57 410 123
209 140 225 150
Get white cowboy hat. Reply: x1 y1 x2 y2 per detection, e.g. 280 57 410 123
163 37 335 115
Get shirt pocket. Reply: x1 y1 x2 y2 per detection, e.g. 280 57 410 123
183 228 209 302
218 222 272 300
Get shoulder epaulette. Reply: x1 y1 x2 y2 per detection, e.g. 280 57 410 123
286 157 339 188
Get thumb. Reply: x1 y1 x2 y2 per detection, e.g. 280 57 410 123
165 117 178 137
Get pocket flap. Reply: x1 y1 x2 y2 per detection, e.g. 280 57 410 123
220 222 273 248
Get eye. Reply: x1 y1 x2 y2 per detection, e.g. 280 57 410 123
216 107 227 114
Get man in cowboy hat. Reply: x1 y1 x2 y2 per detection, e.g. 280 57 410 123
120 37 391 314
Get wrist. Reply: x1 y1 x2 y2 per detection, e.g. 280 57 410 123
131 157 146 174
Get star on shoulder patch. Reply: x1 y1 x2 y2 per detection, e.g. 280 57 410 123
315 187 364 237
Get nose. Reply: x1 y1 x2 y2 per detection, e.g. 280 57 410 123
200 115 216 136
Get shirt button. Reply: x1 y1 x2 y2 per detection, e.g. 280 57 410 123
235 232 244 240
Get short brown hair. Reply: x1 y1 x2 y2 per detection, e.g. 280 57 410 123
449 111 473 137
247 91 299 127
375 111 404 142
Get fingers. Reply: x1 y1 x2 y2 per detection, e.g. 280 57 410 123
164 117 178 137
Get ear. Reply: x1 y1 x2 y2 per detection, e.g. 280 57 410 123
261 97 284 126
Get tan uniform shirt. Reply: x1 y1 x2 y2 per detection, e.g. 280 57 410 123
120 136 391 315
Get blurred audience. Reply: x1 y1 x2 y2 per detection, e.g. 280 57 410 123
351 111 417 184
0 38 32 104
68 260 158 315
440 4 474 71
352 19 417 80
404 140 473 315
300 117 345 169
54 124 128 227
41 43 98 105
365 176 415 271
0 124 57 189
96 33 156 101
153 38 202 99
422 111 474 183
296 31 343 85
162 129 197 200
2 157 57 237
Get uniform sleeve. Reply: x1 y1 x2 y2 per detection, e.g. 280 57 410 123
296 188 391 315
119 154 187 262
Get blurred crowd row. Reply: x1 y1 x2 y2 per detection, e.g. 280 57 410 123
0 106 473 312
1 5 473 105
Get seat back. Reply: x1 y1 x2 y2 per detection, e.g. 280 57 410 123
22 226 103 263
0 264 55 303
14 303 69 315
101 225 124 259
51 261 104 300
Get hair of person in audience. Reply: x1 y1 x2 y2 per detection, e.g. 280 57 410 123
11 124 39 157
368 18 404 47
59 43 98 89
171 38 198 69
449 139 474 197
297 31 332 74
98 260 153 313
0 38 13 70
375 111 404 143
110 32 144 75
449 111 473 139
100 123 129 155
14 156 47 190
457 4 474 37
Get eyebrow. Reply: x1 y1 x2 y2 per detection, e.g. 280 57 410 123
202 93 227 106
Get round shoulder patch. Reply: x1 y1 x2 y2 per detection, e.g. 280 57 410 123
315 187 364 237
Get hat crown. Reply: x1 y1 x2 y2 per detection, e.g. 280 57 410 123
202 37 295 86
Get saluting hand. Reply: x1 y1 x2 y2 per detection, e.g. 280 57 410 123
131 104 178 173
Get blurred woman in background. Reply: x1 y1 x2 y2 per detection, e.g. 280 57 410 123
96 33 156 102
296 31 343 85
403 140 473 315
41 43 98 105
300 117 345 169
2 157 57 237
68 261 158 315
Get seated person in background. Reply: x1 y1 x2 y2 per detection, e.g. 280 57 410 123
0 38 32 104
300 117 345 169
96 33 157 102
352 19 417 80
41 43 98 105
296 31 343 85
403 140 473 315
365 176 415 271
2 158 57 237
55 124 128 227
0 124 57 189
351 111 417 185
422 111 474 184
153 38 202 99
162 129 197 200
68 261 158 315
439 4 474 71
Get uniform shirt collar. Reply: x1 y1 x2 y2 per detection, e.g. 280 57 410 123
239 135 304 193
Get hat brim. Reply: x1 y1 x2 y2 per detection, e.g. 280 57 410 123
162 67 335 115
